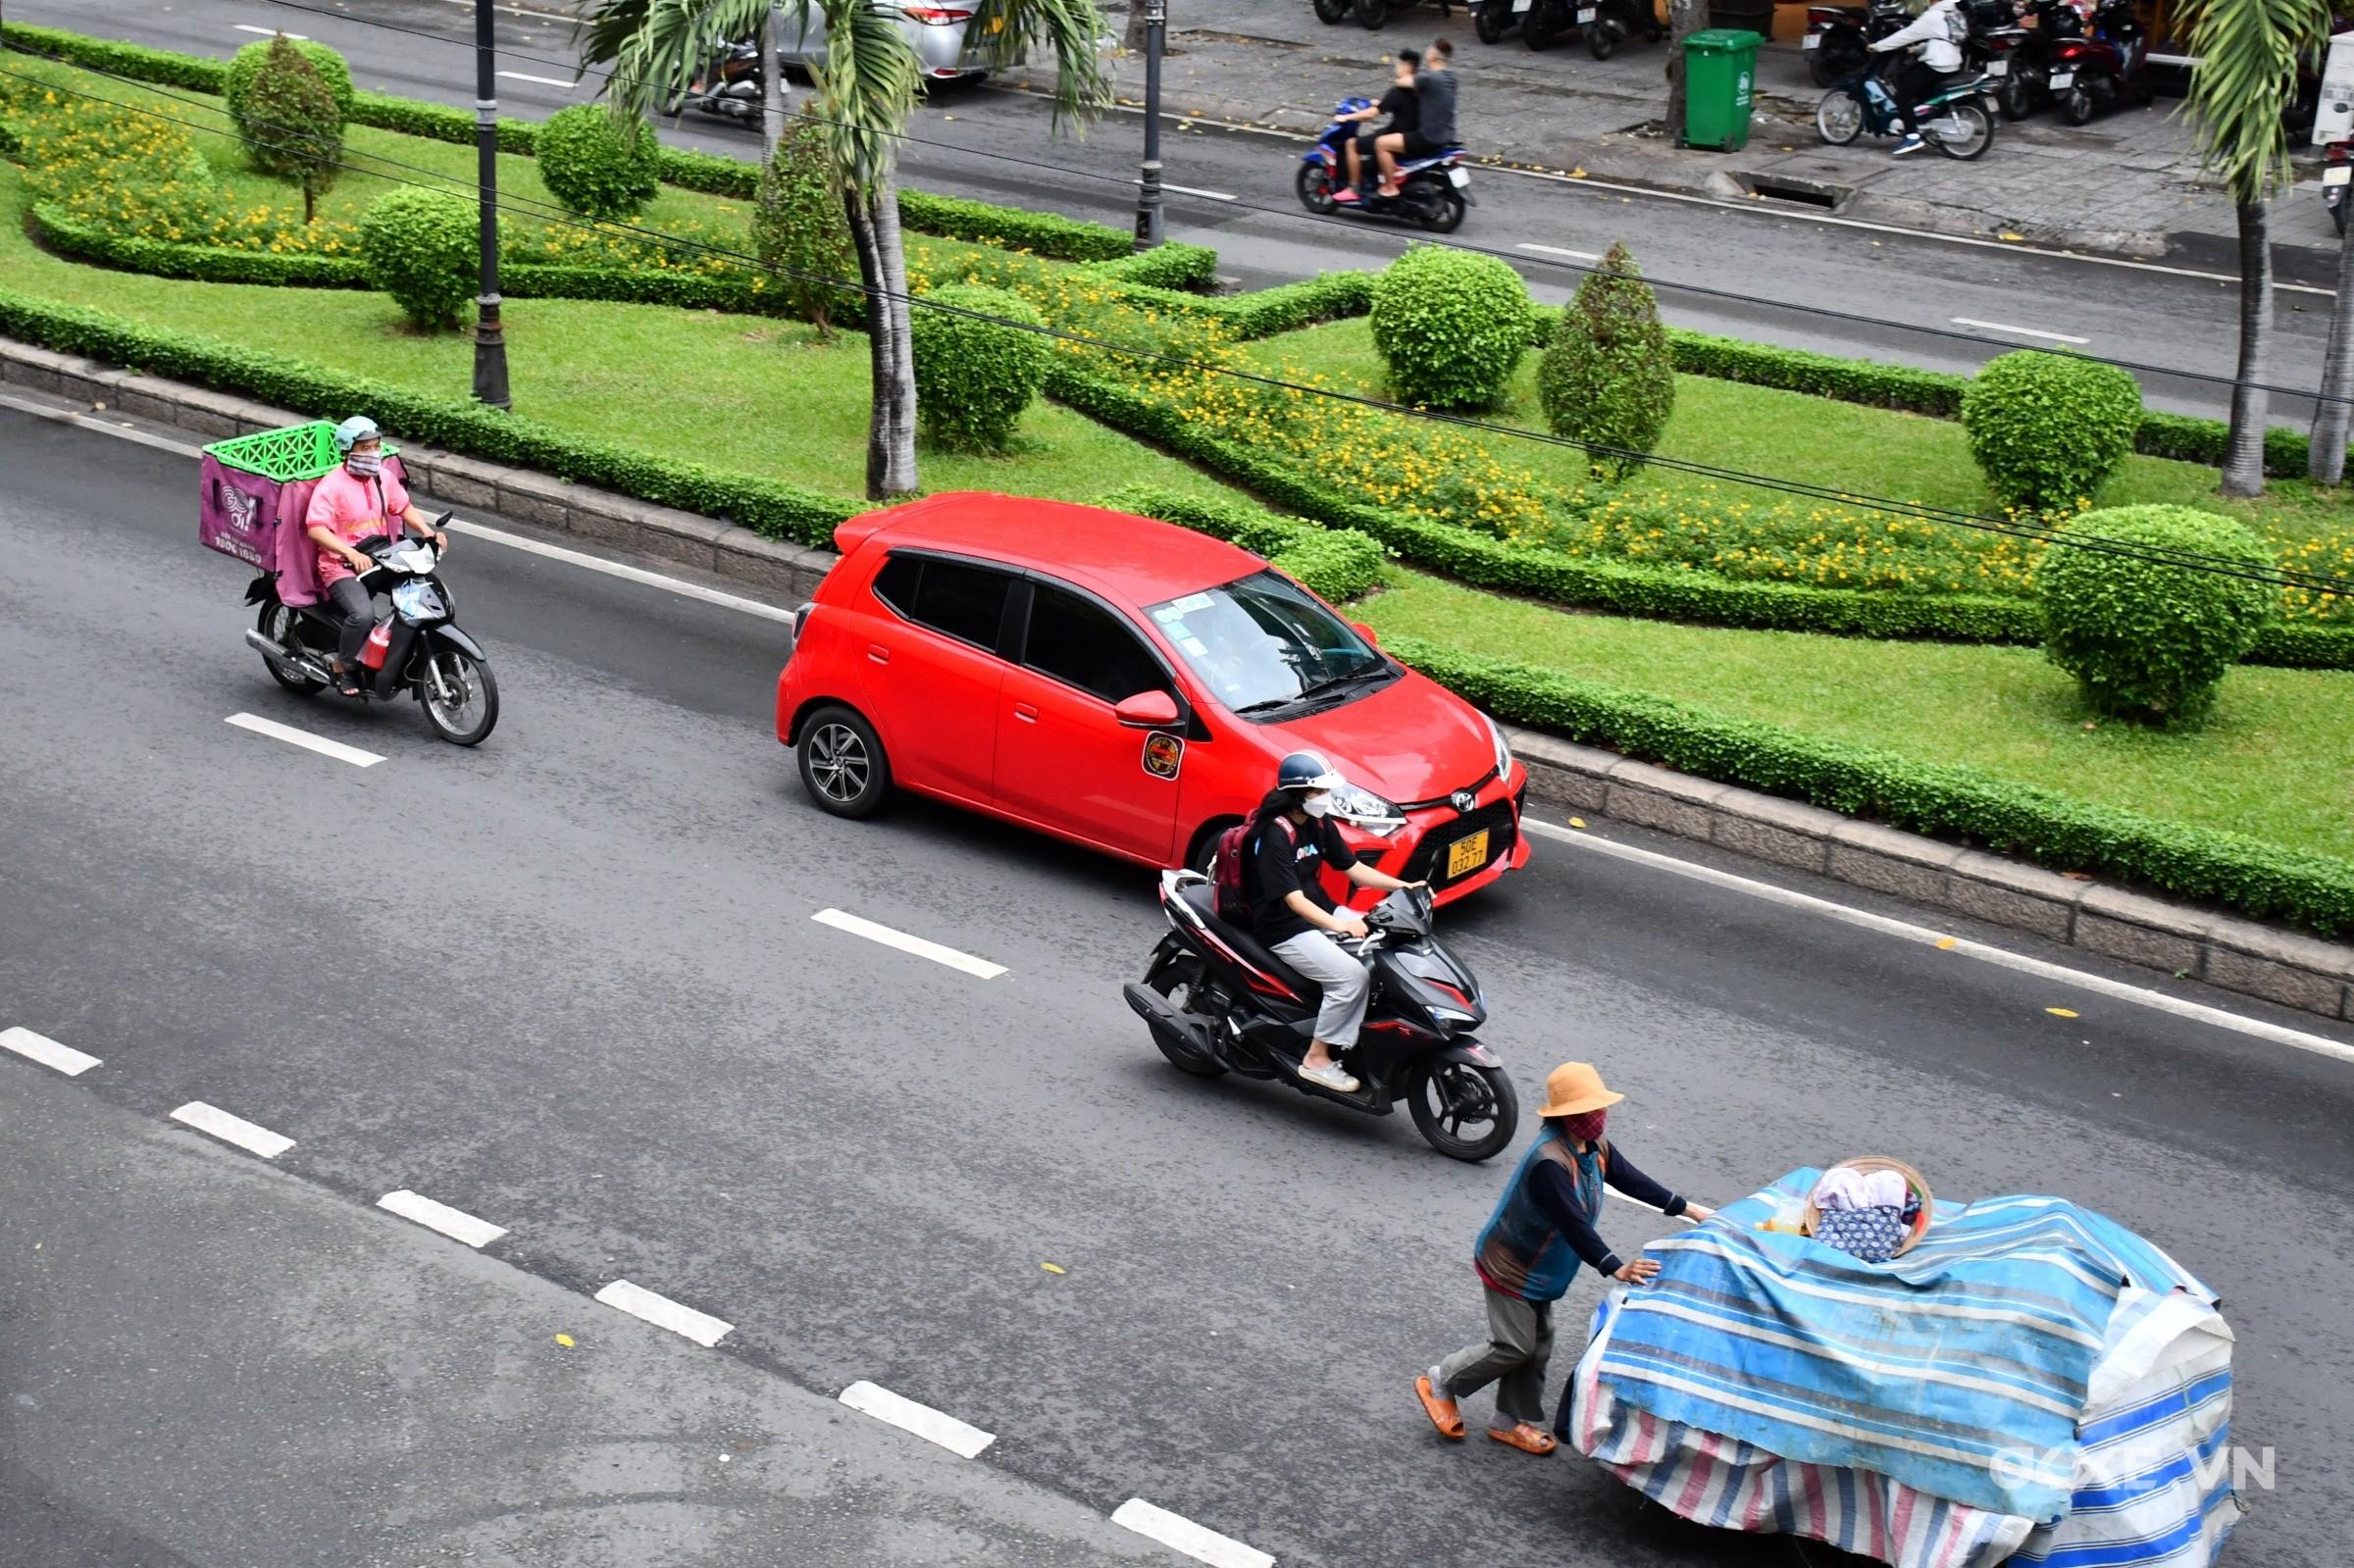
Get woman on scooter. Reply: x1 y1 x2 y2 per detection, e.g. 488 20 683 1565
1336 51 1420 204
303 415 446 697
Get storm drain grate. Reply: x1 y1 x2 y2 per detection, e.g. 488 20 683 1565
1736 175 1849 210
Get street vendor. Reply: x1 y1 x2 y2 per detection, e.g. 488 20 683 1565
1415 1061 1713 1456
304 415 445 696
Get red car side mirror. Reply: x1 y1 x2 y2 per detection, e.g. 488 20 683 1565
1352 621 1380 645
1114 689 1182 729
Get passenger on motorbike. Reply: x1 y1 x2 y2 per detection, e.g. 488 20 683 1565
1868 0 1968 155
1376 36 1457 198
1246 751 1425 1093
304 416 446 696
1337 51 1420 204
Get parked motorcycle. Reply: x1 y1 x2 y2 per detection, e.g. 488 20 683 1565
2047 0 2150 125
1992 0 2080 121
664 38 778 126
244 524 500 746
1472 0 1519 41
1517 0 1586 50
1955 0 2031 117
1582 0 1663 59
1297 97 1472 231
1125 873 1520 1161
1817 58 1997 159
1314 0 1450 28
1803 0 1909 89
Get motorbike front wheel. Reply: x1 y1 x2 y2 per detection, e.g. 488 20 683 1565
1474 0 1511 42
1296 160 1339 215
420 644 499 745
1930 99 1995 159
1816 89 1864 146
1408 1056 1518 1161
1312 0 1351 20
257 602 325 695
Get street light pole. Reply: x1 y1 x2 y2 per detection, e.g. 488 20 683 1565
1133 0 1165 251
472 0 512 410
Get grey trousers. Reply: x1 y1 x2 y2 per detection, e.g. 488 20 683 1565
1271 929 1371 1046
1436 1287 1554 1427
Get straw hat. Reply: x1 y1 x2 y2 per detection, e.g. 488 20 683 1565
1537 1061 1624 1118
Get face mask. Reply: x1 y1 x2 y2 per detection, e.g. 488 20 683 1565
1301 791 1333 819
347 452 383 477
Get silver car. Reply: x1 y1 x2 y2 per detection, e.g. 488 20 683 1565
776 5 1018 83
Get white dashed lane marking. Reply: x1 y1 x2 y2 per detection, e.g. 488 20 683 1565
1949 317 2091 345
0 1026 101 1077
378 1190 508 1249
593 1280 734 1346
226 712 385 768
810 909 1007 980
171 1101 296 1159
1111 1500 1274 1568
496 70 577 88
838 1381 997 1458
232 24 307 36
1518 242 1603 261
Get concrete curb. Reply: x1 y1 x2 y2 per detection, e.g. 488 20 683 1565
8 333 2350 1027
0 339 837 603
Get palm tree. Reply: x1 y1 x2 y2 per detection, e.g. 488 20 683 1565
584 1 1108 499
2180 0 2329 499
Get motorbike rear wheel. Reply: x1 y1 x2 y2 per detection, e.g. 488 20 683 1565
1998 73 2034 121
1145 952 1228 1078
1419 185 1468 233
1312 0 1351 20
1355 0 1391 27
1587 23 1619 60
257 602 325 695
421 645 499 746
1408 1056 1517 1161
1296 160 1339 215
2062 83 2095 125
1474 0 1510 42
1816 89 1864 145
1525 5 1564 49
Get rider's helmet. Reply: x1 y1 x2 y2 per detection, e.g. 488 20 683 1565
333 415 382 454
1278 751 1348 793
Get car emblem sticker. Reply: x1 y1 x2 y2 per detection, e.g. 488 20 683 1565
1142 733 1184 781
1451 789 1477 814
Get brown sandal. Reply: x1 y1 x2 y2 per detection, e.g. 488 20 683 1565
1488 1422 1558 1456
1415 1375 1465 1440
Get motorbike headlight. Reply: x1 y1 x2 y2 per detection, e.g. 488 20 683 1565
1329 782 1407 835
1484 712 1513 782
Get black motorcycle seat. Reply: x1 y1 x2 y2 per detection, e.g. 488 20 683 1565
1177 884 1323 1001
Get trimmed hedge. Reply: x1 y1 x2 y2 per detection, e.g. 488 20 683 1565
1094 484 1385 603
1384 632 2354 938
0 286 856 547
1083 241 1219 291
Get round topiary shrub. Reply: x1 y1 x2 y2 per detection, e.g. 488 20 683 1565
1537 240 1674 480
910 284 1052 452
360 187 478 330
536 104 663 222
224 35 353 142
1962 349 2142 514
2039 504 2277 723
1367 243 1533 411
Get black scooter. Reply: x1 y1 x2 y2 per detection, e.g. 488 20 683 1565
1124 872 1519 1161
1581 0 1663 59
665 39 777 126
1804 0 1909 87
243 523 500 746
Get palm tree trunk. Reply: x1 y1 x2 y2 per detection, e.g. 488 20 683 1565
759 6 783 163
2223 198 2273 499
1123 0 1150 52
843 171 919 501
2309 210 2354 484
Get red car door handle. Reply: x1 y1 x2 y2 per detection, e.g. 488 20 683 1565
1013 703 1039 723
867 643 890 665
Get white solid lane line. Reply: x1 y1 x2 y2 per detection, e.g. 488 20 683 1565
496 71 578 88
226 712 386 768
443 519 801 626
593 1280 734 1347
171 1101 296 1159
1518 242 1604 261
1163 183 1239 202
838 1382 998 1458
1950 317 2092 345
378 1190 508 1249
810 909 1008 980
1524 819 2354 1066
0 1026 102 1078
233 24 307 37
1110 1500 1274 1568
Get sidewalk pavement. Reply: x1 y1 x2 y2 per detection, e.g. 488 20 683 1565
1032 0 2341 270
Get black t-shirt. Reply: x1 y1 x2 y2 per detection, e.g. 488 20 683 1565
1414 69 1457 147
1374 84 1420 139
1247 812 1359 945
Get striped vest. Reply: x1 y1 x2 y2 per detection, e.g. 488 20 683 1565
1473 1133 1607 1302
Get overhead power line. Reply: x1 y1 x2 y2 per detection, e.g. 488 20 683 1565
4 55 2347 600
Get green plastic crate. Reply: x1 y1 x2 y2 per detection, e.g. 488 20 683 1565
204 420 397 481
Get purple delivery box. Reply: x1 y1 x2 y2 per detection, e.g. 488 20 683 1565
201 422 402 608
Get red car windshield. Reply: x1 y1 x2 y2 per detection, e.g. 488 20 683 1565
1145 570 1389 717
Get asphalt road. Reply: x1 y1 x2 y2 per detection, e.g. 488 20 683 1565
5 401 2354 1566
6 0 2342 425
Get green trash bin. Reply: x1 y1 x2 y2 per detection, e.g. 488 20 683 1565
1682 27 1762 153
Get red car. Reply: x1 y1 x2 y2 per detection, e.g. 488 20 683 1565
773 493 1529 904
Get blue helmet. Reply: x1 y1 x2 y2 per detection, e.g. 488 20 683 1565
1277 751 1348 792
333 415 381 454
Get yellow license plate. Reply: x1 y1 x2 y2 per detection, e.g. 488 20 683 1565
1446 830 1491 880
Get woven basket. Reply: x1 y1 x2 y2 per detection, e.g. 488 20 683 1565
1801 1155 1933 1258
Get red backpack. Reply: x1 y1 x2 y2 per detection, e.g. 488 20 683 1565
1211 813 1292 921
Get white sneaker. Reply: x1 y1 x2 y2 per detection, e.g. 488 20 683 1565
1296 1059 1361 1094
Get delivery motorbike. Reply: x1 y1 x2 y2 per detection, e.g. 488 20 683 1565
244 525 500 746
1124 872 1519 1160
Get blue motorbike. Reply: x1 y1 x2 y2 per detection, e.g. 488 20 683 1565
1296 96 1471 232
